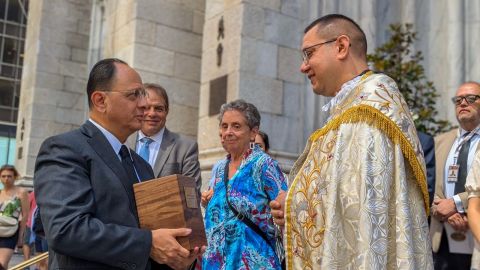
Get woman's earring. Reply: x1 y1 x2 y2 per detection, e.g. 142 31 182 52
249 142 255 150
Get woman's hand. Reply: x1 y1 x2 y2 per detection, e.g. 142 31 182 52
201 189 213 207
270 191 286 227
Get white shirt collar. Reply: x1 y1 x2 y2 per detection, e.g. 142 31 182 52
322 74 363 112
88 118 124 159
138 127 165 144
459 125 480 138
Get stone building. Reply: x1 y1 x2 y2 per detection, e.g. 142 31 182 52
6 0 480 189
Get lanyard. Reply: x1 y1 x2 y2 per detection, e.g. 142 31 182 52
454 126 480 155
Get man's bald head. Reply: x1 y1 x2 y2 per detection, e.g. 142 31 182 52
305 14 367 60
460 81 480 90
454 81 480 131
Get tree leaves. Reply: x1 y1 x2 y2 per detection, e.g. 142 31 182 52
367 24 452 135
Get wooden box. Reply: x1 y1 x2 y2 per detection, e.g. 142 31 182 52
133 174 207 250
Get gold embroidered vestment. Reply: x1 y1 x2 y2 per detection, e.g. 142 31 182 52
285 73 433 269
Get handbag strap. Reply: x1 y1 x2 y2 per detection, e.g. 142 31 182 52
223 160 278 256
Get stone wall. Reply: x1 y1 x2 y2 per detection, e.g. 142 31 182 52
198 1 309 188
312 0 480 128
15 0 91 178
102 0 205 138
14 0 480 184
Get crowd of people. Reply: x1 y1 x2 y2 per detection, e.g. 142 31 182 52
1 13 480 270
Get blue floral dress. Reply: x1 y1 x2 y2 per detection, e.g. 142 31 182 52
203 146 287 269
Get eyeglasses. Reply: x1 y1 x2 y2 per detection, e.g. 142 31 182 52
301 38 338 63
451 95 480 105
109 88 147 99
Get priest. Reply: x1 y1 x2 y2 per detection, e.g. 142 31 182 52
270 14 433 269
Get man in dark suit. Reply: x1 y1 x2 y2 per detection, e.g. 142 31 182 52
126 83 201 195
34 58 201 269
418 131 436 206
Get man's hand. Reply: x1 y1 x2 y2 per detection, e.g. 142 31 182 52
432 198 457 221
448 213 469 232
270 191 286 227
150 228 192 269
170 246 206 270
201 189 213 207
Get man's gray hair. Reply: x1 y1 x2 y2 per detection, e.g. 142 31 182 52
218 99 261 129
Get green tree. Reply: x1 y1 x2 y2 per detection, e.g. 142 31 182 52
367 23 452 135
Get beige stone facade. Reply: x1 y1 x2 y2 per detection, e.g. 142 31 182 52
197 1 308 188
16 0 91 179
16 0 205 184
13 0 480 191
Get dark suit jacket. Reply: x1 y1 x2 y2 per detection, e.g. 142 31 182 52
127 129 201 195
34 121 160 269
418 131 436 206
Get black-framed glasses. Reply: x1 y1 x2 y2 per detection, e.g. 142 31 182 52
451 95 480 105
301 38 338 63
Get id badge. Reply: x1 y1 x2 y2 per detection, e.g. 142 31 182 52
447 164 459 182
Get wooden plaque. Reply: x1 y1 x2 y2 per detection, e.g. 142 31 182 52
133 174 207 250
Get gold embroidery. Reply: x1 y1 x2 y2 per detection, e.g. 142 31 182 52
286 136 334 270
309 104 429 214
285 73 432 269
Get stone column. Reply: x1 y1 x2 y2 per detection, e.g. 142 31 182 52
446 0 465 96
15 0 92 179
426 0 462 124
465 0 480 83
198 0 307 189
102 0 205 138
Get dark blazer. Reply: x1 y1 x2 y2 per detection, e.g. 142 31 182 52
418 131 436 206
127 128 201 194
34 121 159 269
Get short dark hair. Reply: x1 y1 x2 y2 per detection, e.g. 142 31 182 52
144 83 169 112
258 130 270 152
0 164 19 179
305 14 367 58
86 58 128 109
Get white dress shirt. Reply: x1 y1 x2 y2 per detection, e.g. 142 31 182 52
136 128 165 167
89 119 141 181
89 119 123 161
444 127 480 213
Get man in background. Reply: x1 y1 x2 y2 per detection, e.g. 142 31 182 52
127 83 201 195
22 191 47 270
419 131 436 206
431 81 480 269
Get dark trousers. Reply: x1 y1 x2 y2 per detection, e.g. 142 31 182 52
434 229 472 270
